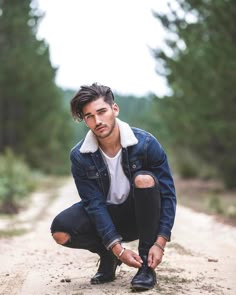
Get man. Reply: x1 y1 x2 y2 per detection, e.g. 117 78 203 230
51 83 176 291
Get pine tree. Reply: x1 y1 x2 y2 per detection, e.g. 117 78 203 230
0 0 73 173
153 0 236 188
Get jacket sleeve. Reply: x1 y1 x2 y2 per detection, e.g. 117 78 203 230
70 150 122 249
146 135 177 241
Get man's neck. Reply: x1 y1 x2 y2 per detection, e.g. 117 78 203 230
98 125 122 157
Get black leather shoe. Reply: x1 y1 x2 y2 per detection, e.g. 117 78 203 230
90 252 122 284
130 255 157 291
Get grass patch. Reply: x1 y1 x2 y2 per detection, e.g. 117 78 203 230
0 175 69 238
175 177 236 225
206 195 224 214
0 228 28 238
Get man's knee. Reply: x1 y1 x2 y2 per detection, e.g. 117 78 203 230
134 174 155 188
52 232 70 245
51 214 71 245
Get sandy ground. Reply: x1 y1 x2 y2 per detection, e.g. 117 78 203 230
0 178 236 295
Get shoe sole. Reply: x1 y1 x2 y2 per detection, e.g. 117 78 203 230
131 284 155 292
90 278 115 285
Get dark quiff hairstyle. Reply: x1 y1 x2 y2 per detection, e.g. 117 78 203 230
70 83 115 121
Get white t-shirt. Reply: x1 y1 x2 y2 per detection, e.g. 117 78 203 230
100 148 130 204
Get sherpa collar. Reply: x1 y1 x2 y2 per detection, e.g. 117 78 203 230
79 118 138 153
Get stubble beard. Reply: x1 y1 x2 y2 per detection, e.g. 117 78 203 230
93 118 116 139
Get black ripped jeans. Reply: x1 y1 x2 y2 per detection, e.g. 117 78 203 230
51 172 161 256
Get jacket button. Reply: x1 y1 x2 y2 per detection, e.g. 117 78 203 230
132 164 136 169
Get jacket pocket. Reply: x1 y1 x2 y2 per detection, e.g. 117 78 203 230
86 166 99 179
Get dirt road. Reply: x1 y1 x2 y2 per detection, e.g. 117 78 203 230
0 178 236 295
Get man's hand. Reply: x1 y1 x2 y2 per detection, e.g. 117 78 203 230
148 236 166 269
112 244 142 268
119 248 143 268
147 245 164 269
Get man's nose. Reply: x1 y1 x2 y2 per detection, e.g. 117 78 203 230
94 115 102 125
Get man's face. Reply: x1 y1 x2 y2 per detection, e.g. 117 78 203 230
82 97 119 139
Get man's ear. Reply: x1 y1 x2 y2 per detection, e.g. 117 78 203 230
113 103 119 117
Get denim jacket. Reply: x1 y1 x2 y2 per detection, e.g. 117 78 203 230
70 119 176 249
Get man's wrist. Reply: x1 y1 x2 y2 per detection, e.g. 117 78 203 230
111 243 123 257
155 236 167 248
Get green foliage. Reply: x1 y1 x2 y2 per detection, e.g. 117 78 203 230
115 93 155 132
63 88 88 144
153 0 236 188
0 1 74 174
174 150 200 179
207 195 223 214
226 205 236 219
0 149 36 214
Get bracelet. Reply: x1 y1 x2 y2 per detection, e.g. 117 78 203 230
118 248 126 259
154 242 165 253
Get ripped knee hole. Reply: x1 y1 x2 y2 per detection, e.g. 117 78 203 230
52 232 70 245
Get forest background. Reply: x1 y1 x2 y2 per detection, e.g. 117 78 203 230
0 0 235 224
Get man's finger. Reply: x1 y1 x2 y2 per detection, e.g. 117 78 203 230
148 253 153 267
131 258 142 268
133 254 143 264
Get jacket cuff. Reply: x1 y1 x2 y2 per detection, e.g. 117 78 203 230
105 236 122 250
158 226 171 242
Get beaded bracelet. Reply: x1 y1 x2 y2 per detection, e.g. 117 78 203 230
154 242 165 253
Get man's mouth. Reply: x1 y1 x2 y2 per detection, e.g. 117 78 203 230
95 125 106 132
